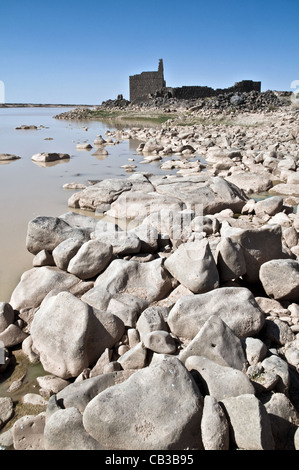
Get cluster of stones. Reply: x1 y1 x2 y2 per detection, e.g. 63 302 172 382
0 169 299 450
104 107 299 203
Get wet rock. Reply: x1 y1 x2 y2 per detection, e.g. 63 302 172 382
32 152 70 162
0 153 21 161
83 356 203 450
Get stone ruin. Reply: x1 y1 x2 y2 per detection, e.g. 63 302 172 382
129 59 261 103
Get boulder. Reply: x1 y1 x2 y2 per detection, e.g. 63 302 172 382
254 196 284 217
26 216 89 255
94 231 141 255
153 175 247 215
68 178 133 211
82 258 173 306
31 152 70 163
117 342 147 370
259 259 299 301
168 287 265 340
0 323 28 348
0 397 14 429
83 356 203 450
164 240 219 294
262 392 299 450
106 294 147 328
185 356 255 400
56 371 135 413
142 330 177 354
201 396 230 450
44 407 103 450
179 315 247 371
67 239 113 279
136 306 169 340
221 394 275 450
10 266 83 311
222 223 285 283
225 171 273 194
0 302 14 333
106 190 186 221
52 238 83 271
12 413 46 450
216 237 246 282
30 292 124 379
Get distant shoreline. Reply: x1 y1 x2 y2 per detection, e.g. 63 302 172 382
0 103 95 108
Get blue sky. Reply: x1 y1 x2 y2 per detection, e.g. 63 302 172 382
0 0 298 104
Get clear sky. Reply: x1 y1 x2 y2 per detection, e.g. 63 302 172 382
1 0 298 104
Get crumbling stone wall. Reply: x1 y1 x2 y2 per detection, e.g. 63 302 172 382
168 80 261 100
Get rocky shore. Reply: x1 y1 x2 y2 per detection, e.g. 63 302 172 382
1 102 299 451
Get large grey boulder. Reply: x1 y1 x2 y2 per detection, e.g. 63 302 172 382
216 237 246 282
83 356 203 450
82 258 173 306
262 392 299 450
12 413 45 450
67 239 113 279
225 171 273 194
185 356 255 400
68 178 133 211
221 394 275 450
179 315 247 371
259 259 299 301
52 238 83 271
26 216 89 255
168 287 265 340
164 240 219 294
0 302 14 333
106 190 186 221
30 292 124 379
44 407 103 450
56 371 135 413
153 175 247 215
94 231 141 255
221 223 285 283
9 266 83 311
201 396 230 450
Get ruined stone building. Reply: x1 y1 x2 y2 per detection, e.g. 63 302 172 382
129 59 166 102
129 59 261 103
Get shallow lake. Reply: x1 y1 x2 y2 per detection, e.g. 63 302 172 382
0 107 172 302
